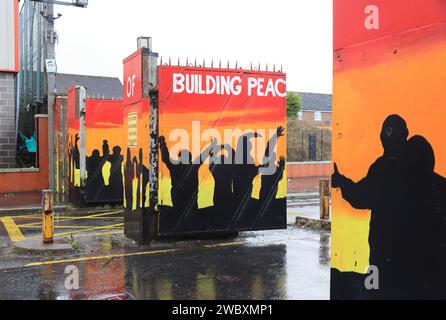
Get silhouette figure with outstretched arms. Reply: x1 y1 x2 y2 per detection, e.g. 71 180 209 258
159 136 217 212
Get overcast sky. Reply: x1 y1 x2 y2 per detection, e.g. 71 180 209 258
54 0 333 94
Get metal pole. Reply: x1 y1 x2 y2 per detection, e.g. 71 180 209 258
44 3 56 190
319 180 330 221
320 130 323 161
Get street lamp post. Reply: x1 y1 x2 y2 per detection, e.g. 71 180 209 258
31 0 88 8
29 0 88 191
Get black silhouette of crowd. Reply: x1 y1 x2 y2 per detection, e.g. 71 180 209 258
68 135 124 204
123 147 150 210
67 126 287 234
158 126 287 234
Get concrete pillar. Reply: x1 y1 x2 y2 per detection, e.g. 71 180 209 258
0 72 16 169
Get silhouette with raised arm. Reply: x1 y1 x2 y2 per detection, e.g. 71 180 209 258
232 126 285 221
259 155 286 212
159 136 217 213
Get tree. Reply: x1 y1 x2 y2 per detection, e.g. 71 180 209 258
286 92 302 118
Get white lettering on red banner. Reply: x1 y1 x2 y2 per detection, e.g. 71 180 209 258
172 73 286 98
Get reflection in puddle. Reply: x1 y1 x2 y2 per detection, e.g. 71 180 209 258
126 245 287 300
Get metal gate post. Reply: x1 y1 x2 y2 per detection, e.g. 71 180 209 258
320 180 330 221
123 37 159 244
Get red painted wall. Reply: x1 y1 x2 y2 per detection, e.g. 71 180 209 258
334 0 446 49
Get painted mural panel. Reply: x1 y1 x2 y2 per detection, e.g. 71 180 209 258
122 49 152 243
84 99 124 203
157 66 287 235
122 50 151 213
67 87 81 204
332 0 446 299
67 86 124 205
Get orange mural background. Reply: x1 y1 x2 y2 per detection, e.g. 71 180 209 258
332 21 446 273
85 99 124 156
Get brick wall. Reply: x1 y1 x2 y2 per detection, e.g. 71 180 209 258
287 161 332 178
300 111 332 127
0 72 16 169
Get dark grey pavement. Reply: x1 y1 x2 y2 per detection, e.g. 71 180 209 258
0 209 330 300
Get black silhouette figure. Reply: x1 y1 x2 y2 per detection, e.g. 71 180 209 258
68 137 73 182
132 156 139 205
86 149 104 201
209 144 235 209
134 148 150 209
67 133 81 203
402 135 446 298
332 114 446 299
102 140 110 160
232 133 262 215
232 127 285 223
107 146 123 201
124 148 135 210
73 133 80 171
159 136 217 217
332 115 409 298
259 155 286 211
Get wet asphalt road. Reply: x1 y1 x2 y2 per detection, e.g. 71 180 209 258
0 220 330 300
0 197 329 300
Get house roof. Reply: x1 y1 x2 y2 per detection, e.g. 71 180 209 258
55 73 123 100
294 92 332 112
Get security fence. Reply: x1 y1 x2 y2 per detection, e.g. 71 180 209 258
287 129 332 162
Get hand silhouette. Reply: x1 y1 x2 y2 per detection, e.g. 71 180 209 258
276 126 285 138
332 162 342 188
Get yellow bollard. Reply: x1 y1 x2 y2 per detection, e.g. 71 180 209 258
42 189 54 244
